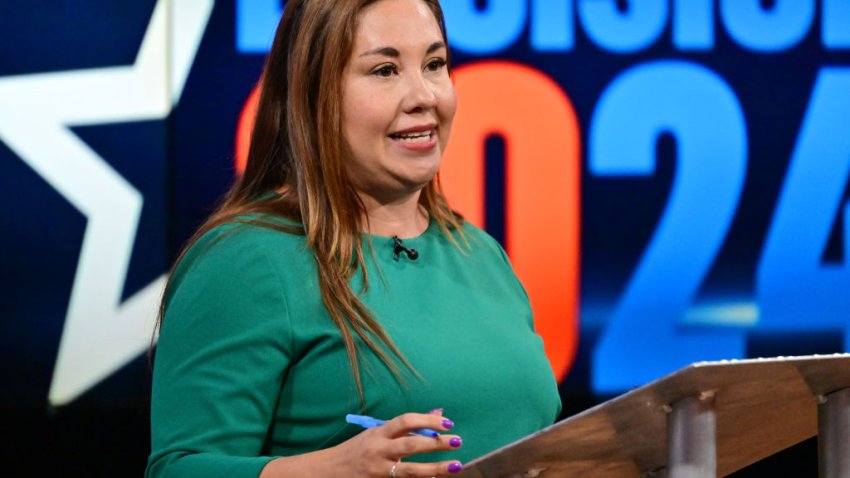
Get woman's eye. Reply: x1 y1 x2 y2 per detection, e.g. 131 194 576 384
425 59 447 72
373 65 397 77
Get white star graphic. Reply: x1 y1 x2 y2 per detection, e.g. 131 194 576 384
0 0 214 406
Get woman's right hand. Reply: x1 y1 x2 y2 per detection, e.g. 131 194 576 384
260 412 464 477
331 411 464 477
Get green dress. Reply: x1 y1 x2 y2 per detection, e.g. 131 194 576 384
146 217 561 478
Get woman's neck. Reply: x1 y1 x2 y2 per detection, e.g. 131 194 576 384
359 191 428 239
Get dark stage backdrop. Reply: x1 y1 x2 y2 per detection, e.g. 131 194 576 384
2 0 848 476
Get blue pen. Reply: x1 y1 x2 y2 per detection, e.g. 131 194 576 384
346 414 440 438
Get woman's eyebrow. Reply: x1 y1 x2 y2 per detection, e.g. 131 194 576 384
359 41 446 58
426 41 446 54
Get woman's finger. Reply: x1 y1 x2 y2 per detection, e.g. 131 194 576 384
392 459 464 477
388 433 463 458
382 412 455 438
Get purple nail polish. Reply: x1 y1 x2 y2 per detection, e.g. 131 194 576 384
442 418 454 429
449 437 462 448
448 462 463 473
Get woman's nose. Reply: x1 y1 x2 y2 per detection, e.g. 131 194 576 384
403 72 438 113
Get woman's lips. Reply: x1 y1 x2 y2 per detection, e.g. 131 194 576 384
388 129 438 152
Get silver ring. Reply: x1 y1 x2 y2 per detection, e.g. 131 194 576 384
389 460 399 478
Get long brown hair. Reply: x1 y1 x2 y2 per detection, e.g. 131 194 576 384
157 0 464 403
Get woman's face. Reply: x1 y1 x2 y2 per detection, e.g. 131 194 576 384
341 0 456 203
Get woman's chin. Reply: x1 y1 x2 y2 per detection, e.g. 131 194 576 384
358 174 437 203
401 169 439 192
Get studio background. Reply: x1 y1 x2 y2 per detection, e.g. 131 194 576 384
2 0 849 475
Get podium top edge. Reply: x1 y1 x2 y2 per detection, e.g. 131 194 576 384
688 353 850 368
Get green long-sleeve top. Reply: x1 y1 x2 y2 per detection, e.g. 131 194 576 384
147 217 561 477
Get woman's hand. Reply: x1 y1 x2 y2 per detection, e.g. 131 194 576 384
260 411 464 477
331 411 464 477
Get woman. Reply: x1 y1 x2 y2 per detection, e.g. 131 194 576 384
146 0 561 477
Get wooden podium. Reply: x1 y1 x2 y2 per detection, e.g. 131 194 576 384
458 355 850 478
